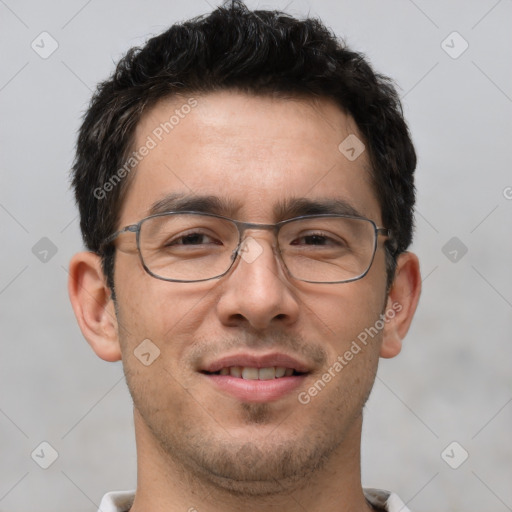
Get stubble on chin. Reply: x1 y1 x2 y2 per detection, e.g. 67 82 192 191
240 401 273 425
170 425 341 497
134 392 356 499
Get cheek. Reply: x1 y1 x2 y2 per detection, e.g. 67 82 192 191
113 255 218 362
304 279 386 350
114 282 200 422
114 252 177 335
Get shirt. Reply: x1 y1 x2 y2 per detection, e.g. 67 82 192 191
97 488 411 511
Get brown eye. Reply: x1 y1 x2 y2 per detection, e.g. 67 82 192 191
169 233 219 246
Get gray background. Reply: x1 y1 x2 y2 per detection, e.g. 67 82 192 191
1 0 511 511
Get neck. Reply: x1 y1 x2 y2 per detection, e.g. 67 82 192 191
129 408 374 512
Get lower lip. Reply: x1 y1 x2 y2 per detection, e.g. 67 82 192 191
202 373 307 402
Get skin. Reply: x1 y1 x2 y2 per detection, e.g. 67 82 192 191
69 91 421 512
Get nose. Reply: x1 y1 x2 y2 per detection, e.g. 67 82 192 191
215 235 301 330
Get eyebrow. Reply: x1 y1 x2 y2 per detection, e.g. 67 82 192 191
149 193 243 217
148 193 363 220
274 197 362 220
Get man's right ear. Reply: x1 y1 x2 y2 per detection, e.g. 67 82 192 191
68 251 122 362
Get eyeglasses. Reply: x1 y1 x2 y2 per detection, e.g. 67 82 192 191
100 211 391 284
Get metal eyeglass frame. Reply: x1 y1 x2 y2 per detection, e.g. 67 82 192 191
99 210 392 284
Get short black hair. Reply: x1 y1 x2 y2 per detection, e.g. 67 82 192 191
71 0 416 293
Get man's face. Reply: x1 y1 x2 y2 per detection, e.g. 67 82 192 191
113 91 389 492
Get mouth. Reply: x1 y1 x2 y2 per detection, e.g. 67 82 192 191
202 366 304 379
199 353 311 402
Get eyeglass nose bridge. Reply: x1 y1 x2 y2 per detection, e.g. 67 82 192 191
233 219 282 235
229 220 286 267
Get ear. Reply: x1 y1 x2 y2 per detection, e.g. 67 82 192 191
68 251 122 362
380 252 421 359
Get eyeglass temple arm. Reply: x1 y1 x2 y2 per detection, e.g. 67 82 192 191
377 228 399 255
99 224 138 253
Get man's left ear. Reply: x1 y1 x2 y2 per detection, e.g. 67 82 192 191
380 252 421 358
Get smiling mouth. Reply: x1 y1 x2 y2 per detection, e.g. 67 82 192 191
202 366 306 379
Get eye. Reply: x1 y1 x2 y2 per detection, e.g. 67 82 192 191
165 230 222 247
293 234 330 246
291 232 346 247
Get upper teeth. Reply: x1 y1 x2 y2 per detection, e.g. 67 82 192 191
218 367 294 379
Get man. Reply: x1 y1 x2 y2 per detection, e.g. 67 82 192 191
68 1 421 511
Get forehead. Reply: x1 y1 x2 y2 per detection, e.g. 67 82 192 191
118 90 381 225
